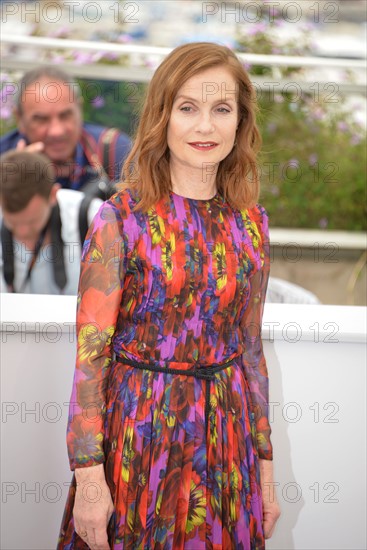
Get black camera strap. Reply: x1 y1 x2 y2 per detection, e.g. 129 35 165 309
1 223 15 292
49 202 67 291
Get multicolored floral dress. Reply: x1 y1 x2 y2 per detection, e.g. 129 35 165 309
58 189 273 550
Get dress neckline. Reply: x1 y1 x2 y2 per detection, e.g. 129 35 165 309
169 189 224 205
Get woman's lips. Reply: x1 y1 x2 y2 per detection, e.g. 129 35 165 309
188 142 218 151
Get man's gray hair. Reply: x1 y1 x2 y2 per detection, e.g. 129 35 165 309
15 66 82 114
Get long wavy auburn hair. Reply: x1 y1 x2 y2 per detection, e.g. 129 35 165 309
121 42 262 211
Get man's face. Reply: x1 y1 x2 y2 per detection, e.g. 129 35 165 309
2 187 58 245
16 78 82 163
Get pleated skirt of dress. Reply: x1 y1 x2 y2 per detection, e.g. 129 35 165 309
57 358 265 550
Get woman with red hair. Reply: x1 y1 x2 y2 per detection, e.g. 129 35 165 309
58 42 280 549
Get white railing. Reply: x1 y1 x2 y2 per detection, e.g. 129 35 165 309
1 34 366 93
2 34 366 68
270 228 366 250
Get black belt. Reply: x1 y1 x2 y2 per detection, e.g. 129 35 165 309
115 356 236 433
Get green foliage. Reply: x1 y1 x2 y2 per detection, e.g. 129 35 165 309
257 92 367 231
235 9 366 231
78 79 146 137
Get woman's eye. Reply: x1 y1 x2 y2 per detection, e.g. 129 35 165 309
180 106 192 112
217 107 231 113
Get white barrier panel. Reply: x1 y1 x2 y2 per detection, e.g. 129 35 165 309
1 293 366 550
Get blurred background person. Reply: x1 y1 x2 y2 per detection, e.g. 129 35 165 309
0 67 132 198
0 149 102 294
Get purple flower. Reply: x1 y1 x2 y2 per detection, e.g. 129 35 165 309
267 122 277 133
144 58 160 70
318 218 328 229
117 34 133 43
100 52 119 61
312 107 324 121
73 51 95 65
288 158 300 168
247 22 267 36
308 153 318 165
270 185 280 196
91 96 105 109
0 84 16 103
51 54 65 65
337 121 348 132
0 105 12 120
274 18 284 27
48 26 70 38
350 134 361 146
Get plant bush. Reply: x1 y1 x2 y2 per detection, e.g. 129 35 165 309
257 92 366 231
236 7 366 231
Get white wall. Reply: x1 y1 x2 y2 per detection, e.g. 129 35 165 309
1 294 366 550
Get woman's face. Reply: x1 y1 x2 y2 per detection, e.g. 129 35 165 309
167 66 239 177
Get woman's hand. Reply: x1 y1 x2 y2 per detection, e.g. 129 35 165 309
73 464 114 550
259 459 281 539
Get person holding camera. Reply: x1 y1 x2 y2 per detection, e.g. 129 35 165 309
0 67 132 199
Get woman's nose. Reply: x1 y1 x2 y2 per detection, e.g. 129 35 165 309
195 111 215 133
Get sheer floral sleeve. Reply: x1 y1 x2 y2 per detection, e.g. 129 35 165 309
66 201 125 470
241 205 273 460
